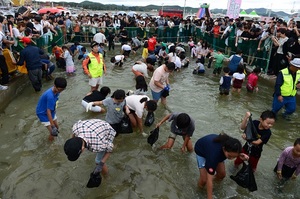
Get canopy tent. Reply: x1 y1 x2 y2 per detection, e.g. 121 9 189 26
248 10 260 18
239 10 260 19
196 3 211 18
239 10 248 17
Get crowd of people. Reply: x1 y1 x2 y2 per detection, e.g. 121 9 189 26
0 7 300 198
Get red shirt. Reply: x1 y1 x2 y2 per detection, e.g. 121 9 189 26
148 37 157 51
247 73 258 90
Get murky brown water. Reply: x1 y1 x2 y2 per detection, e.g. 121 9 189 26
0 49 300 199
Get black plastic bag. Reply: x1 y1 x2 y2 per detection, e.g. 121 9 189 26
244 115 258 142
230 162 257 192
86 172 102 188
120 115 133 134
147 127 159 146
161 89 169 98
144 112 155 127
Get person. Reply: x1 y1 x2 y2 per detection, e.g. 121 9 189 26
110 54 124 67
131 59 154 78
0 15 15 90
209 49 225 75
131 36 141 54
93 29 107 45
40 54 55 81
134 75 148 95
272 58 300 119
246 67 261 92
193 60 205 74
17 37 44 92
125 94 157 136
219 67 232 95
82 41 107 91
142 41 148 62
64 119 116 177
149 62 175 106
82 86 111 113
195 133 248 199
51 42 65 69
274 138 300 180
121 43 132 57
36 77 67 141
62 45 75 76
234 110 276 172
227 49 243 75
91 89 129 135
156 112 195 152
147 34 157 54
231 65 245 93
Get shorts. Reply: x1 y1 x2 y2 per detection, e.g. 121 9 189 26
168 132 177 139
196 155 206 169
89 76 103 87
151 89 164 101
41 115 57 127
95 151 105 164
219 86 230 95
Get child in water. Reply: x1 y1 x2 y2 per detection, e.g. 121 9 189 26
62 45 75 76
232 65 245 93
246 67 261 92
234 110 276 172
219 67 232 95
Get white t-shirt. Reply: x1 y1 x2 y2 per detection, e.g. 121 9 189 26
125 95 149 118
232 72 245 80
115 55 124 62
132 63 149 78
121 44 131 51
93 32 106 44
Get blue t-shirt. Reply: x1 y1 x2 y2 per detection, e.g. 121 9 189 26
194 134 226 175
36 87 59 122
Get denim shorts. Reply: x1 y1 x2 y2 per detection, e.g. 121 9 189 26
95 151 106 164
196 155 206 169
151 89 163 101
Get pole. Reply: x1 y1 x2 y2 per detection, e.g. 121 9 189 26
183 0 186 18
162 3 164 15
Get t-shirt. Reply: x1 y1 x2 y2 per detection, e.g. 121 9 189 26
115 55 124 63
142 48 148 59
132 63 149 78
149 65 169 92
194 134 227 175
247 73 258 90
148 37 156 51
169 112 195 136
121 44 131 51
102 97 125 124
36 87 59 122
243 120 271 158
83 90 106 102
125 95 149 118
213 53 225 68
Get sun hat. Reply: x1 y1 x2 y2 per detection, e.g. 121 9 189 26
64 137 83 161
290 58 300 68
20 37 31 44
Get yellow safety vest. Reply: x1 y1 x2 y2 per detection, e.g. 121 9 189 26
88 52 103 78
280 68 300 96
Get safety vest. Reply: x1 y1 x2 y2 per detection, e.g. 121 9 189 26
280 68 300 96
88 52 103 78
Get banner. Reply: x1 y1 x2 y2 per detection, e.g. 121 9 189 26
226 0 242 19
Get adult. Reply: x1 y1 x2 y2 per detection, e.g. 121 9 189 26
272 58 300 119
121 43 131 57
64 119 117 176
149 62 175 105
82 41 107 91
194 133 248 199
17 37 44 92
125 95 157 136
93 29 107 45
0 15 15 90
131 60 154 78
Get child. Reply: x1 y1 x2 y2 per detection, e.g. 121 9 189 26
83 86 111 113
158 46 168 65
110 55 125 67
274 138 300 180
142 41 149 62
246 67 261 93
156 112 195 152
227 49 243 75
52 42 65 69
234 110 276 172
193 60 205 74
40 54 55 81
81 47 89 60
62 45 75 76
209 49 225 75
232 65 245 93
134 75 148 95
36 77 67 141
219 67 232 95
187 36 195 55
180 53 190 68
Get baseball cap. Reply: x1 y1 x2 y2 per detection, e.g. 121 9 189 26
90 41 99 48
20 37 31 44
64 137 83 161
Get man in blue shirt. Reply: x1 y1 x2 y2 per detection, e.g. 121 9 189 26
17 37 44 92
36 77 67 141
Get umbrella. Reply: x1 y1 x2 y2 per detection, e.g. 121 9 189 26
38 7 62 14
127 11 137 17
117 11 126 15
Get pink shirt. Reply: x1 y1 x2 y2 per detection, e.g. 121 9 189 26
247 73 258 90
149 65 169 92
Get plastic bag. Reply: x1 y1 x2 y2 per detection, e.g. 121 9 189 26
244 115 258 142
86 172 102 188
147 127 159 146
230 162 257 192
120 115 133 134
144 112 155 127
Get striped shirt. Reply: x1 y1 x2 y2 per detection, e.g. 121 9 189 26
72 119 116 153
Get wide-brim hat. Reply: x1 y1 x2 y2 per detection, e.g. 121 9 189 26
290 58 300 68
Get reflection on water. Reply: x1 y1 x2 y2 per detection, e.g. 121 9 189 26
0 49 300 199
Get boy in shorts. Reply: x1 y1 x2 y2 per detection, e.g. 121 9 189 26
36 77 67 141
